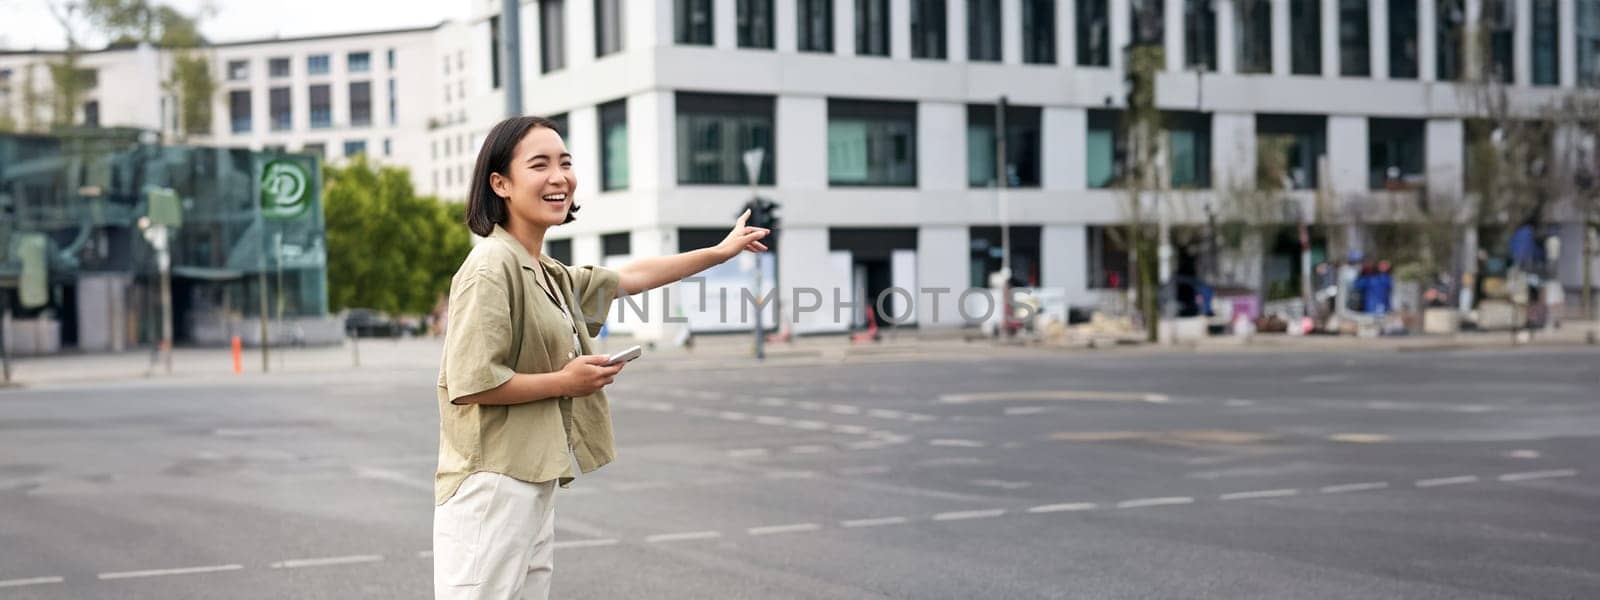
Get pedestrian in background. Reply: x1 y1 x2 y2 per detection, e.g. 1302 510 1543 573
433 115 768 599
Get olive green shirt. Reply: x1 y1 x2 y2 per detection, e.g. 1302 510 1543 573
434 225 622 505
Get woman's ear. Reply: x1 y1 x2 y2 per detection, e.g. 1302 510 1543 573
489 171 511 200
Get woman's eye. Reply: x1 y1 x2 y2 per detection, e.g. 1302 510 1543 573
561 162 572 168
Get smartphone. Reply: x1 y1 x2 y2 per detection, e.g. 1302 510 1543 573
603 345 642 366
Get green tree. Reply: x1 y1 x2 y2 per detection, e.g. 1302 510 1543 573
324 157 472 316
79 0 214 139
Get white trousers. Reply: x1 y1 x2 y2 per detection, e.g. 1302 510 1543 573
434 472 557 600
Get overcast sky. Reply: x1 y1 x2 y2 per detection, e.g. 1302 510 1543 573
0 0 465 50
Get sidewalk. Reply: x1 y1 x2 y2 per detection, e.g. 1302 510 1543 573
3 323 1594 388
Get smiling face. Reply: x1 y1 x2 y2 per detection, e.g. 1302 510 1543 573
489 125 575 229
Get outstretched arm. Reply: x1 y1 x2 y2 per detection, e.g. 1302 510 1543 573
616 209 770 295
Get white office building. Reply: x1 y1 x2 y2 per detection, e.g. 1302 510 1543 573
453 0 1600 340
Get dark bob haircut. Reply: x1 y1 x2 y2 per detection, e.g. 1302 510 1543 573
465 115 579 237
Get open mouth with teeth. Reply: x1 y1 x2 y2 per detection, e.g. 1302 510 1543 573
542 193 567 204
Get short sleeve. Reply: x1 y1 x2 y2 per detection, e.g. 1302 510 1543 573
443 269 517 403
565 265 621 337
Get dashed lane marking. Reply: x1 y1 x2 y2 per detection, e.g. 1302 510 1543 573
932 509 1006 521
1026 502 1098 513
841 516 910 528
270 555 383 569
553 538 620 549
929 439 988 448
645 531 721 543
0 577 63 588
98 564 244 580
1416 475 1479 488
1219 489 1300 501
1499 469 1577 482
748 523 822 536
1320 482 1389 494
1116 497 1195 509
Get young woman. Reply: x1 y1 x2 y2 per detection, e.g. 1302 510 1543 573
433 115 768 599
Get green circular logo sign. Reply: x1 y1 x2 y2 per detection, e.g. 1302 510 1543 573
261 160 310 219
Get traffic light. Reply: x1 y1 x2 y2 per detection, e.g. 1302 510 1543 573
740 197 780 232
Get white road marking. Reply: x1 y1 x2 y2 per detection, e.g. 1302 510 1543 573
553 538 619 549
0 577 63 588
907 414 939 422
1219 489 1300 501
929 439 987 448
99 564 243 580
1027 502 1098 513
830 424 870 435
754 416 788 426
1004 406 1050 415
841 516 910 528
1505 449 1542 459
789 420 829 430
1116 497 1195 509
969 479 1032 490
794 401 824 410
1416 475 1479 488
932 509 1006 521
868 409 906 419
645 531 721 543
1499 469 1578 482
836 465 892 476
765 470 819 479
1320 482 1389 494
747 523 822 536
757 397 789 407
828 405 862 415
1223 399 1256 407
270 555 383 569
727 448 769 458
941 390 1171 404
717 411 750 421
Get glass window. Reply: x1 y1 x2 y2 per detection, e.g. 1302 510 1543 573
1186 0 1217 71
739 0 774 49
858 0 890 56
676 93 775 184
1131 0 1163 46
387 79 397 125
1388 0 1417 78
968 103 1042 188
383 138 392 156
349 81 372 127
596 0 624 56
1256 114 1326 190
387 48 396 70
302 142 325 158
1369 118 1425 190
1087 225 1131 289
227 59 249 81
229 90 251 134
1291 0 1322 74
798 0 834 52
1078 0 1110 66
1235 0 1272 74
308 54 330 75
600 99 629 190
490 15 502 88
1022 0 1055 64
601 232 632 257
910 0 945 59
83 100 99 127
1438 0 1465 80
1533 0 1558 85
1581 1 1600 86
1484 0 1514 82
828 99 917 187
344 140 367 157
541 0 567 73
269 87 291 131
547 238 573 264
970 226 1043 288
968 0 1001 61
269 57 290 78
548 113 569 139
348 51 371 74
1166 112 1211 189
1086 110 1124 189
676 0 714 45
1339 0 1370 76
309 84 331 129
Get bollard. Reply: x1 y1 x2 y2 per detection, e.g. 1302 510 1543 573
231 336 243 374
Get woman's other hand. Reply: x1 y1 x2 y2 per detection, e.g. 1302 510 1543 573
717 209 770 260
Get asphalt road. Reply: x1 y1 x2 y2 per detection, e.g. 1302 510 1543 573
1 345 1597 599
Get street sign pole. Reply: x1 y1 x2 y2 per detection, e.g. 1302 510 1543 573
743 148 766 360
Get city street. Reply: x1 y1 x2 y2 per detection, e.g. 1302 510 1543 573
1 343 1597 599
